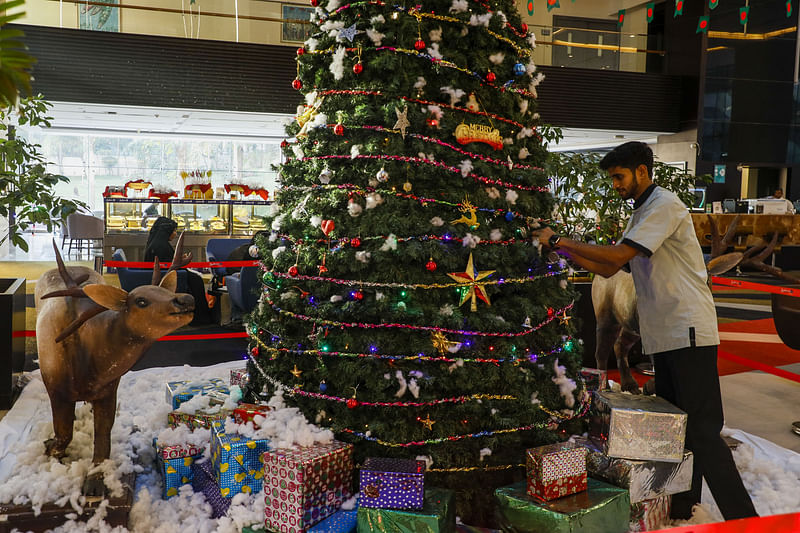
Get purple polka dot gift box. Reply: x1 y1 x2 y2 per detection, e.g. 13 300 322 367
359 457 426 510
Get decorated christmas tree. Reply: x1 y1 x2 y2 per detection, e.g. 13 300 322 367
245 0 587 523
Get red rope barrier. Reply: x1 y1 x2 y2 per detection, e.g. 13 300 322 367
14 331 248 341
718 349 800 384
104 260 259 269
711 276 800 298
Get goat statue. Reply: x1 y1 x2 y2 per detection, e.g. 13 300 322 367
35 234 194 495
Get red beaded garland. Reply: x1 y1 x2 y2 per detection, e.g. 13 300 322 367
288 265 299 277
333 123 345 135
350 237 361 247
486 71 496 83
292 78 303 90
414 39 426 51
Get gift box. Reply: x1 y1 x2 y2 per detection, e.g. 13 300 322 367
155 440 204 499
629 495 671 532
495 478 630 533
231 368 250 387
573 437 692 503
233 403 273 428
210 420 270 498
357 487 455 533
262 441 354 532
191 460 232 519
590 391 687 463
526 441 587 501
308 503 358 533
168 408 229 431
166 378 229 409
360 458 426 510
580 368 607 393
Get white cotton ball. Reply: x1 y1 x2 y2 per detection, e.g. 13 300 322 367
449 0 468 13
462 233 481 249
491 408 498 415
269 231 278 242
506 190 519 205
439 304 454 316
494 10 507 24
310 112 328 128
306 37 320 51
310 215 322 228
326 0 342 11
318 168 333 184
281 292 295 300
384 373 391 379
527 32 537 48
429 27 443 42
519 147 530 160
366 193 383 209
504 137 514 145
320 19 344 34
460 26 469 36
291 144 304 159
367 28 385 45
305 90 318 105
430 217 444 226
380 234 398 251
489 229 502 241
560 279 568 289
348 201 363 217
427 43 443 60
370 14 385 24
479 448 492 461
407 378 420 398
271 214 286 231
330 295 343 302
416 456 434 470
526 59 537 75
552 358 577 408
350 144 362 158
459 159 473 177
469 13 492 27
518 99 529 115
489 52 505 65
531 391 541 405
355 251 371 263
427 105 443 120
329 46 347 80
440 86 465 106
414 77 427 90
375 291 384 300
516 127 534 140
485 187 500 199
271 246 286 259
394 371 408 398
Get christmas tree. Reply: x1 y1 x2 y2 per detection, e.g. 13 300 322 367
245 0 587 523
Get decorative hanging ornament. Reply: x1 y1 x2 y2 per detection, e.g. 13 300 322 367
521 22 528 33
465 93 480 112
674 0 683 18
451 197 480 229
296 47 305 55
513 63 526 76
485 71 496 83
696 16 709 33
425 257 437 271
288 265 299 277
431 331 458 355
527 0 533 15
351 237 361 247
318 254 328 274
455 122 503 151
646 2 655 23
333 123 345 135
310 0 318 5
248 245 259 257
547 307 555 318
414 39 426 50
418 414 436 430
558 310 572 326
505 210 515 221
280 139 289 149
709 0 719 10
292 78 302 90
251 346 259 357
318 168 333 184
447 252 495 312
319 380 327 392
546 0 560 11
290 365 303 378
353 62 363 75
393 106 411 138
376 167 390 182
403 181 413 192
353 290 364 301
426 117 439 128
320 219 335 236
346 392 358 409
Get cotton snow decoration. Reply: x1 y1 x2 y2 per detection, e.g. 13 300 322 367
291 144 304 159
329 46 347 80
460 26 469 36
439 303 455 316
271 214 286 231
310 215 322 228
348 201 363 217
427 43 443 60
366 28 385 45
462 233 481 249
394 371 408 398
447 359 464 373
469 13 492 26
271 246 287 259
506 190 519 205
552 358 577 408
375 291 385 301
330 295 343 302
516 127 535 140
490 229 502 241
449 0 468 13
427 105 443 120
531 391 541 405
306 37 320 51
441 86 465 106
459 159 473 177
320 19 345 35
429 26 443 41
380 234 398 251
479 448 492 461
350 144 361 158
325 0 342 11
485 186 500 199
414 77 427 90
560 279 568 290
518 147 530 160
489 52 505 65
430 216 444 226
407 379 420 399
268 231 278 242
355 251 371 263
370 14 385 24
365 192 383 209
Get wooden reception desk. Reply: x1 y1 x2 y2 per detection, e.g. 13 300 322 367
691 213 800 248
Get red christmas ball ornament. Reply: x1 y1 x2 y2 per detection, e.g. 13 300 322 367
547 307 554 318
292 78 303 90
346 397 358 409
318 264 328 274
486 71 496 83
252 346 259 357
280 140 289 149
521 22 528 33
426 117 439 128
333 123 345 136
350 237 361 248
353 62 363 74
354 290 364 301
414 39 426 51
425 258 437 272
310 0 319 6
296 47 305 56
288 265 299 277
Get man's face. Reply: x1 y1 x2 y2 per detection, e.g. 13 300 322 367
774 190 784 199
608 165 645 201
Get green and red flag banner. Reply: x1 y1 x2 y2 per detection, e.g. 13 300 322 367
739 5 749 25
646 2 655 23
546 0 560 12
697 15 710 33
787 0 793 18
709 0 719 10
527 0 533 15
617 9 625 28
674 0 684 18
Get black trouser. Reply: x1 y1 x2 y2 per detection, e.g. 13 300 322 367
186 270 212 324
653 345 758 520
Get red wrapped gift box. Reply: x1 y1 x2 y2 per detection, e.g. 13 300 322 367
526 441 587 501
233 403 273 427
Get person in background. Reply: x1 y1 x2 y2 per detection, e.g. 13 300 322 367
766 188 795 214
224 230 268 276
532 141 758 521
144 217 214 325
769 188 784 199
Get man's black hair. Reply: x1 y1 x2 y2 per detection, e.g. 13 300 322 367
599 141 654 178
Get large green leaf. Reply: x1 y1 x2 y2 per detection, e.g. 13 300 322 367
0 0 35 107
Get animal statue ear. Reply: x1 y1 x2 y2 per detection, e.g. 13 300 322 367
83 284 128 311
159 270 178 293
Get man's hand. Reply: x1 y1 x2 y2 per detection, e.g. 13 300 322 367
531 227 556 247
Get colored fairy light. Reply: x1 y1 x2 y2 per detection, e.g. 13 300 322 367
369 345 378 353
320 344 330 352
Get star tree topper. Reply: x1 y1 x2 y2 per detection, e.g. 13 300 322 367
447 252 495 312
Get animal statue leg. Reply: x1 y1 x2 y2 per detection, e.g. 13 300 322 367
595 322 621 389
614 327 642 394
44 398 76 459
83 390 118 496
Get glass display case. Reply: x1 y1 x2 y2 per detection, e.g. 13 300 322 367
104 198 168 234
230 200 272 235
168 199 230 234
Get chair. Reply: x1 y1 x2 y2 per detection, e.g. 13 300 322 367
206 238 251 285
224 266 260 317
66 213 104 256
112 248 188 294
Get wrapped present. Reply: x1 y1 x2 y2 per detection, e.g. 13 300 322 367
573 437 692 503
526 441 587 501
210 420 270 498
495 478 630 533
308 503 358 533
233 403 273 428
166 378 229 409
629 495 671 532
191 460 232 519
157 441 204 461
168 408 229 431
263 441 354 532
357 487 455 533
580 368 607 392
230 368 250 387
590 391 687 463
360 458 426 510
155 440 204 499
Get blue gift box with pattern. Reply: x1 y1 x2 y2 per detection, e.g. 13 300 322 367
210 420 270 498
359 457 426 510
308 504 358 532
154 438 205 499
166 378 229 409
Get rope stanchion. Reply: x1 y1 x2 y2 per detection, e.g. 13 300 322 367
104 259 259 269
718 349 800 384
712 276 800 298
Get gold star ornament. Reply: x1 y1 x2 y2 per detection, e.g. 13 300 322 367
557 310 572 326
419 414 436 430
290 365 303 378
447 253 495 312
393 106 410 138
431 331 460 355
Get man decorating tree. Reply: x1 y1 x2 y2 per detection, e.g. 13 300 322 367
532 141 758 521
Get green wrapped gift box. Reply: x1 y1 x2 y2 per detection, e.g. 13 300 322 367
494 478 630 533
357 488 455 533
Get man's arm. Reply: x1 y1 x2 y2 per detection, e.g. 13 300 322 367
531 227 639 278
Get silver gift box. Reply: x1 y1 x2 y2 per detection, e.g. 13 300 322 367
590 391 687 463
573 436 693 503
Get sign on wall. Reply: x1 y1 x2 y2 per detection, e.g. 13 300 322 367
713 164 726 184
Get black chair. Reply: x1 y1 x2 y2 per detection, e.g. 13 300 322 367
225 266 260 317
206 238 251 286
112 248 188 293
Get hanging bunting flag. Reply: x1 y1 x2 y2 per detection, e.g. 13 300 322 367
617 9 626 28
697 15 710 33
787 0 793 18
674 0 684 18
709 0 719 9
527 0 534 15
546 0 560 12
646 2 655 23
739 6 749 25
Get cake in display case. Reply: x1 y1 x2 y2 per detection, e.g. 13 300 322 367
231 200 271 235
104 198 168 233
169 199 231 234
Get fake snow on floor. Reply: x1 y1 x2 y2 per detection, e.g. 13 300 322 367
0 361 798 532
